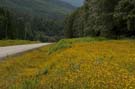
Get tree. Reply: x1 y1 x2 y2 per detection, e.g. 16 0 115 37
64 0 135 39
114 0 135 37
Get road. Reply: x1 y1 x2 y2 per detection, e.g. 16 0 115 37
0 43 51 59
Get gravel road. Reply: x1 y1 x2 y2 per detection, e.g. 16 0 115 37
0 43 51 59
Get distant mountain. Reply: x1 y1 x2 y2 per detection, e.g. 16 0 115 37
0 0 76 19
60 0 84 7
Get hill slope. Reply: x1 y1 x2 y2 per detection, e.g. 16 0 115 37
0 0 75 19
0 0 76 41
60 0 84 7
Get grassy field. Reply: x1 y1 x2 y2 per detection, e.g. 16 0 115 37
0 38 135 89
0 40 39 47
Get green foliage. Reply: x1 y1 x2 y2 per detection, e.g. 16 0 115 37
21 78 39 89
114 0 135 36
48 39 71 54
65 0 135 39
49 37 108 54
0 0 76 42
0 7 64 42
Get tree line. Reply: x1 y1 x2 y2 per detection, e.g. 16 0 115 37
64 0 135 39
0 7 64 42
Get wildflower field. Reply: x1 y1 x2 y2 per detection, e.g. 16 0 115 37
0 38 135 89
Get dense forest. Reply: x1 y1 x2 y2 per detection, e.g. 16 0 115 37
0 0 75 42
65 0 135 39
0 8 63 41
1 0 135 42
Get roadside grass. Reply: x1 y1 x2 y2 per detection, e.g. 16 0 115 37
0 38 135 89
48 37 108 54
0 45 52 89
0 40 39 47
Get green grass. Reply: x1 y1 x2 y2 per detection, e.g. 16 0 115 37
0 40 39 47
10 77 39 89
48 37 108 54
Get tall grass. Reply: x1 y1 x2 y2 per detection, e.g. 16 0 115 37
11 77 39 89
48 37 108 54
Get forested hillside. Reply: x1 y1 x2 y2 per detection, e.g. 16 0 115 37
0 0 75 19
60 0 84 7
0 0 75 42
65 0 135 39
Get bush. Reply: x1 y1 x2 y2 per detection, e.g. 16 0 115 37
48 37 108 54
